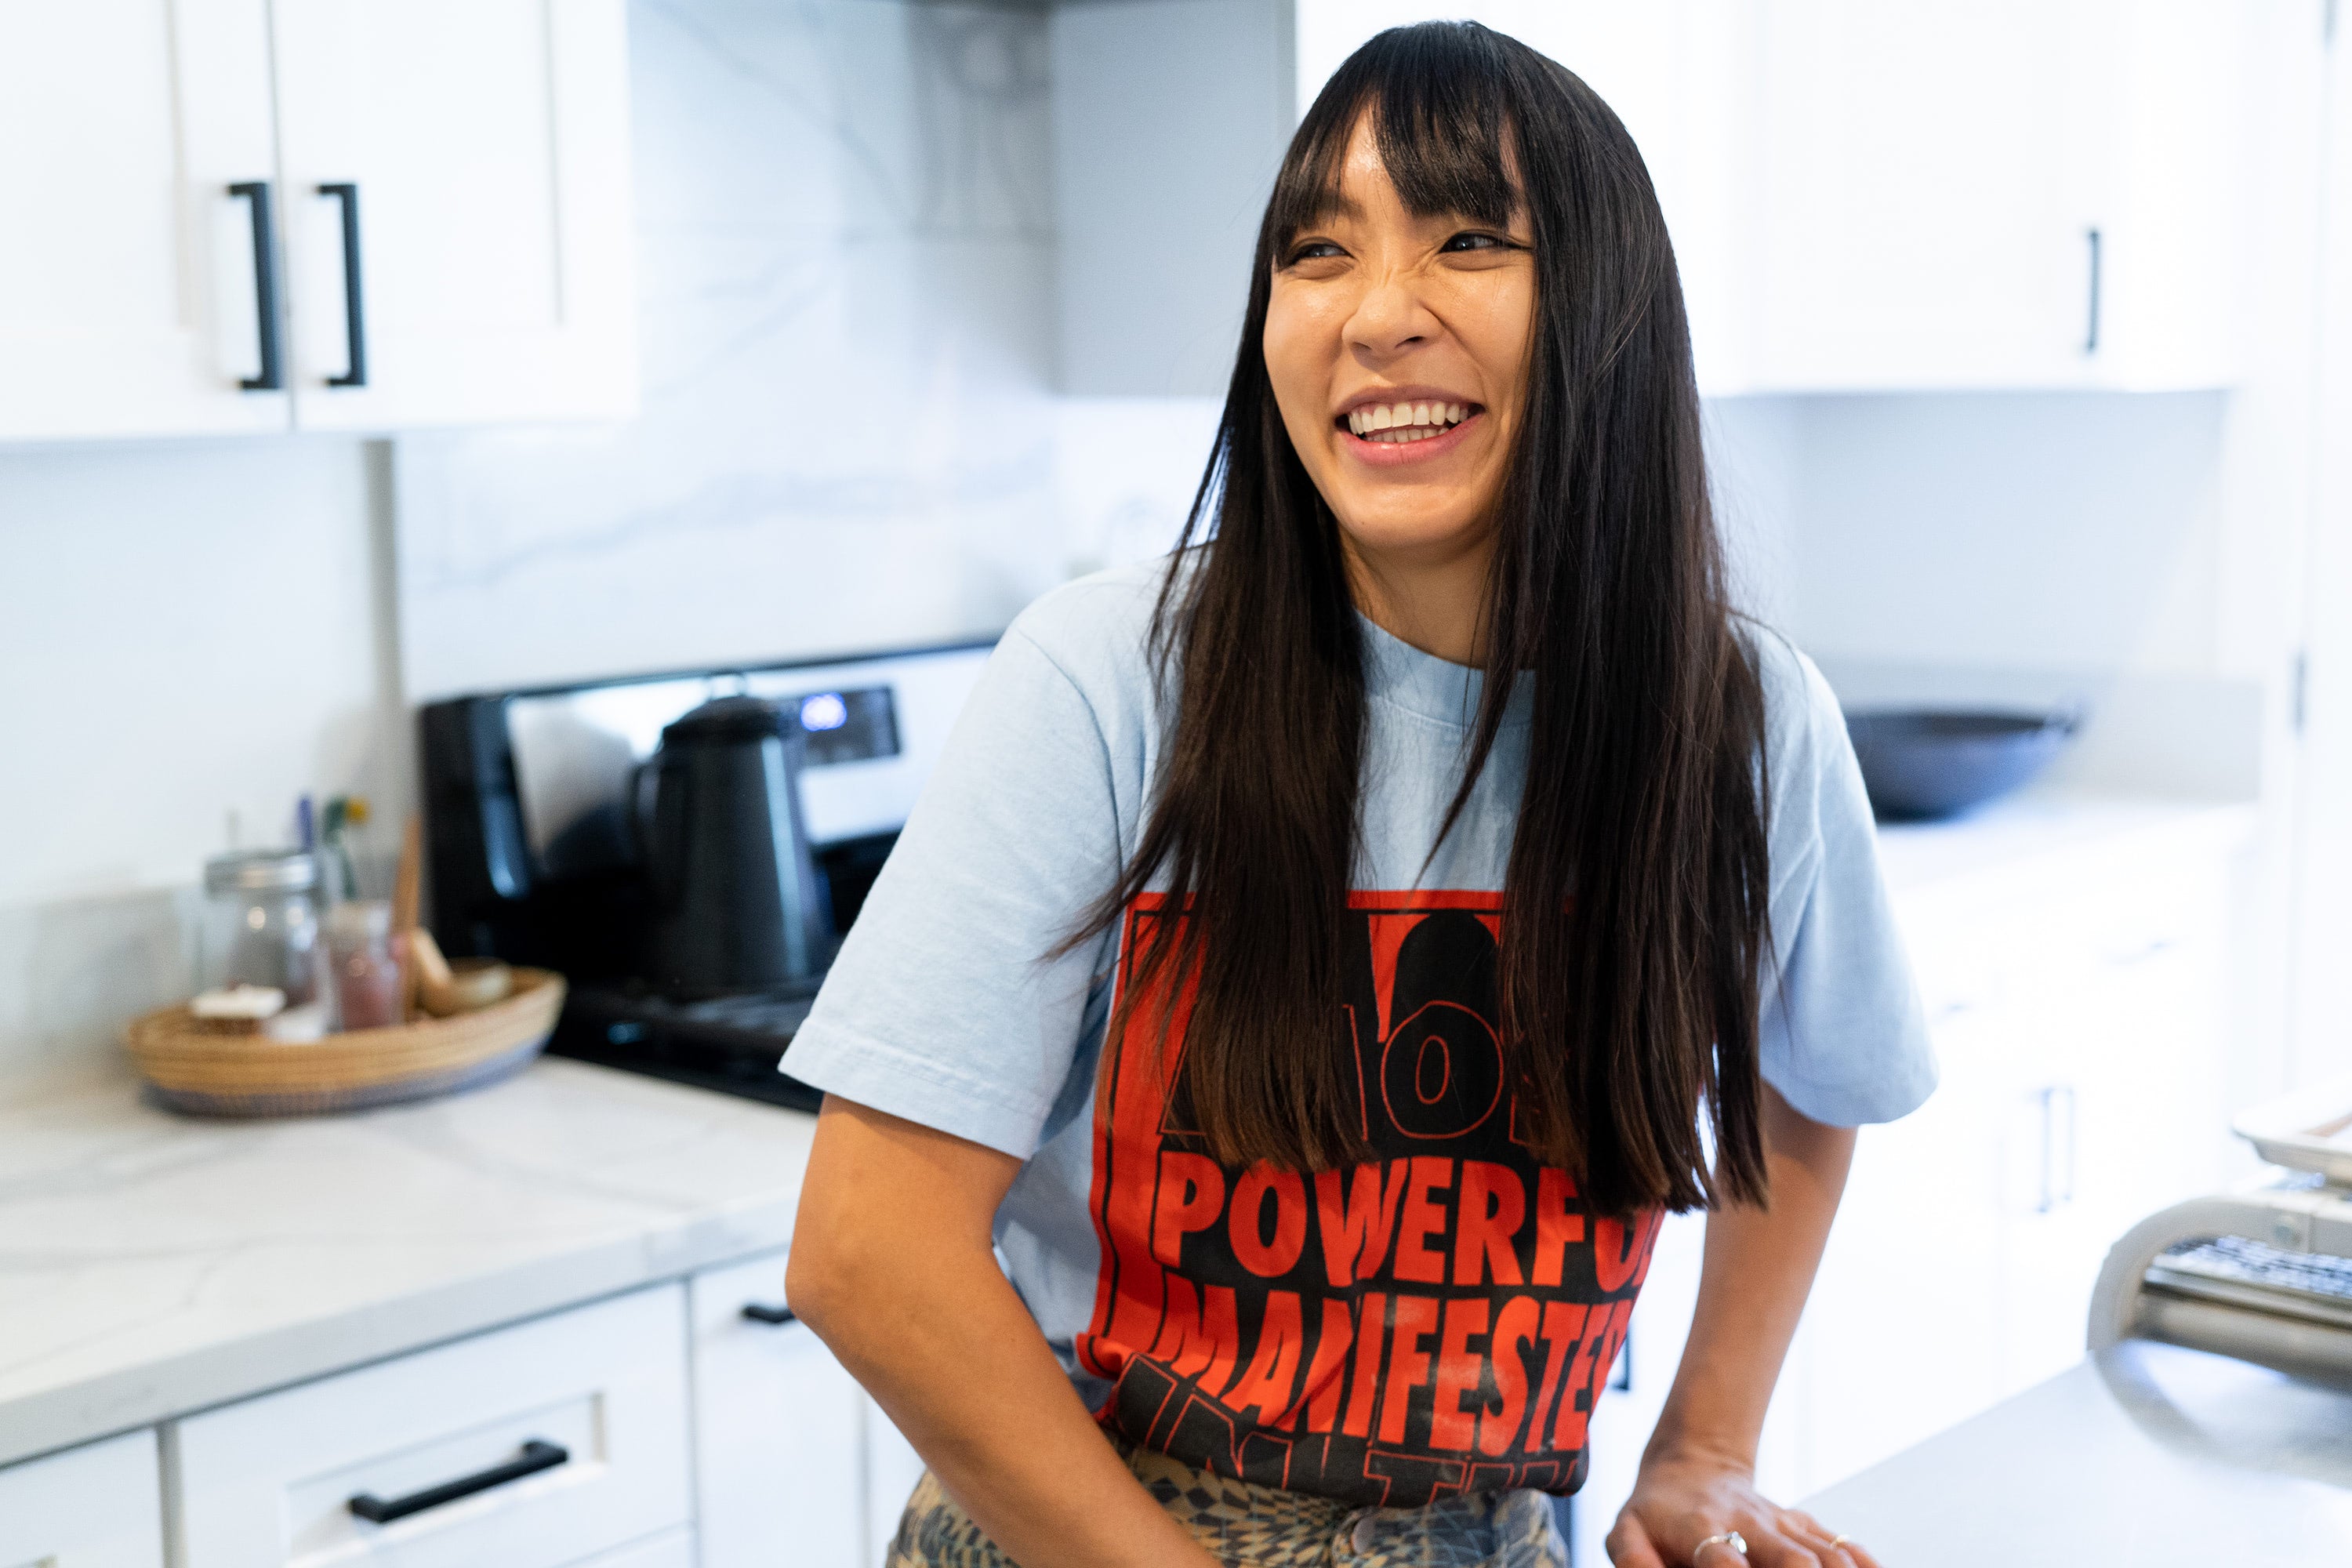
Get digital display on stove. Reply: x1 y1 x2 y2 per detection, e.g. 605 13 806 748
793 686 897 766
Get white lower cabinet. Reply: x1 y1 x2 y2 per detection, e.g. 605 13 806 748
0 1428 165 1568
169 1284 692 1568
691 1249 905 1568
1574 814 2245 1529
1784 823 2239 1497
567 1526 697 1567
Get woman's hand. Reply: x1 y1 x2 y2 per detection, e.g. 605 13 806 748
1604 1443 1877 1568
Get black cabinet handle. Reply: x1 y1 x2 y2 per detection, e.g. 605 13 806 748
348 1439 568 1524
742 1301 798 1326
2084 226 2103 355
228 182 283 391
318 183 367 387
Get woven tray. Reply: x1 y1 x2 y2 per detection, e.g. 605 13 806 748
124 967 566 1118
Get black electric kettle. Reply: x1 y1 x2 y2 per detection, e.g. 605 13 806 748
636 695 835 996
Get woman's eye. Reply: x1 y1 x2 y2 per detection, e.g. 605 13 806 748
1286 240 1347 265
1442 231 1504 253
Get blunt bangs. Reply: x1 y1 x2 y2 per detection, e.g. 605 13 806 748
1269 24 1526 252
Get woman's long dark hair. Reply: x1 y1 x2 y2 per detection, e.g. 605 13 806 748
1087 22 1769 1217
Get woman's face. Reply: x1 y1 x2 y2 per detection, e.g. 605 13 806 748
1263 117 1536 583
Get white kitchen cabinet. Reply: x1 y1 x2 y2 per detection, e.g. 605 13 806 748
270 0 637 428
1566 810 2248 1515
169 1284 692 1568
0 0 291 440
1982 835 2234 1396
0 1428 167 1568
0 0 634 442
1801 1003 2013 1489
1295 0 2248 397
1786 812 2242 1497
564 1526 696 1568
688 1250 873 1568
1741 0 2244 393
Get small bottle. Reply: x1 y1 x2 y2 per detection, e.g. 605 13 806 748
326 900 404 1031
201 850 325 1007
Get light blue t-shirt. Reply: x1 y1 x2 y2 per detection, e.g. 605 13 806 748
783 558 1933 1508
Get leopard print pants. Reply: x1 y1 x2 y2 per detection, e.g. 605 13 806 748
884 1443 1568 1568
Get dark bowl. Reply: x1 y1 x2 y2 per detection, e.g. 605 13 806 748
1842 708 2079 822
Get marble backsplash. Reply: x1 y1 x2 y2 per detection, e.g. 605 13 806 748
399 0 1118 700
0 891 197 1084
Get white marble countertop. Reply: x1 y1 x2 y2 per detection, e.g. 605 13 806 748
1803 1340 2352 1563
1872 789 2256 892
0 1056 816 1468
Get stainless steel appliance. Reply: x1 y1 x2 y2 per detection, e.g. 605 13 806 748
2090 1074 2352 1380
419 641 993 1109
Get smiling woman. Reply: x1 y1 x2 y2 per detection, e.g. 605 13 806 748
779 21 1933 1568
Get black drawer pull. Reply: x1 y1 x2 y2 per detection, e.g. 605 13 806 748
742 1301 797 1326
227 181 283 391
318 183 367 387
348 1439 568 1524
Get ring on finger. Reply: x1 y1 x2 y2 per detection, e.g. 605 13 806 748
1696 1532 1748 1559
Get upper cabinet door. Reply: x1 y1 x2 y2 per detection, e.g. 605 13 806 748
269 0 637 430
0 0 292 440
1294 0 2247 397
1743 0 2244 394
1746 0 2107 393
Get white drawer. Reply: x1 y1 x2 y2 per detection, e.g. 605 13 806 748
0 1428 165 1568
170 1285 691 1568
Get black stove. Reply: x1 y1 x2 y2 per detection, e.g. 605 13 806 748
418 639 995 1114
551 982 825 1111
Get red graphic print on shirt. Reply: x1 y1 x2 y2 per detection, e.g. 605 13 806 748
1073 891 1662 1508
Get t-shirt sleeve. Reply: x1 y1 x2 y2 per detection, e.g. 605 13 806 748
1755 641 1938 1127
780 622 1126 1159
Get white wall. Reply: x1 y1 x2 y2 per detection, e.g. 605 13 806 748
2287 1 2352 1087
0 437 397 1078
1052 0 1292 396
1781 392 2227 673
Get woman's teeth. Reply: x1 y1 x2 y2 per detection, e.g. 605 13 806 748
1346 401 1471 442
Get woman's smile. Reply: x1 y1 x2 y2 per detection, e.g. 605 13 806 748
1334 387 1486 465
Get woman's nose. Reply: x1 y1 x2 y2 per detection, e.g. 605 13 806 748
1345 272 1439 360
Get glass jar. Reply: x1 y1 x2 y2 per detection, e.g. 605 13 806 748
201 849 324 1006
325 899 404 1032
